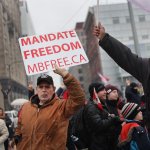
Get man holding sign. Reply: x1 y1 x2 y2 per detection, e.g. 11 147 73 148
14 65 85 150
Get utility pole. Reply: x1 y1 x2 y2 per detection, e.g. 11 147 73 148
1 87 11 110
97 0 99 25
127 1 141 57
8 64 13 103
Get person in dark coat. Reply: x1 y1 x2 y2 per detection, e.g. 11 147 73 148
28 82 35 99
125 82 141 105
83 82 122 150
93 23 150 130
118 102 150 150
105 84 122 150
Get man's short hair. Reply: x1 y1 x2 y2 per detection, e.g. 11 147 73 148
37 74 54 85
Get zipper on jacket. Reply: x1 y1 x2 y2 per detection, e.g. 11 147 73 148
30 108 40 149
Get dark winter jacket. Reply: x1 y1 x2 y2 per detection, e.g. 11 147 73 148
84 100 121 150
4 115 14 139
99 34 150 126
118 121 150 150
106 100 122 145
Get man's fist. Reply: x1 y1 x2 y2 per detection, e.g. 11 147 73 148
53 64 68 78
93 22 106 41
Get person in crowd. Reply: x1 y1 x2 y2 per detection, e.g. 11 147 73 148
93 22 150 129
0 107 14 150
118 102 150 150
0 107 5 120
0 118 9 150
14 65 85 150
4 113 14 150
83 82 122 150
125 82 141 105
105 84 123 149
56 86 69 99
28 82 35 99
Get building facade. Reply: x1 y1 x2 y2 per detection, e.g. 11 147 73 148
84 2 150 93
0 0 28 110
19 0 37 92
69 22 91 98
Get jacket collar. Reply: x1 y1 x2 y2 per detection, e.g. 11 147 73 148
30 93 58 108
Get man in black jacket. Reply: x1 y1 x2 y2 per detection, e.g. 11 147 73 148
93 23 150 128
84 82 122 150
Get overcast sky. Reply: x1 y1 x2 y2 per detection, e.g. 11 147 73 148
26 0 126 34
25 0 126 88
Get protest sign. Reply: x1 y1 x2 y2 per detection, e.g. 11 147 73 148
19 30 89 75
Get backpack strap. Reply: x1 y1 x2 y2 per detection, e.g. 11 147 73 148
134 126 145 135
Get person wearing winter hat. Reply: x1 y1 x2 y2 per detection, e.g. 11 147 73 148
105 84 120 116
118 102 150 150
105 84 122 150
121 102 142 120
125 82 141 105
88 82 105 100
14 66 86 150
82 82 123 150
105 84 118 94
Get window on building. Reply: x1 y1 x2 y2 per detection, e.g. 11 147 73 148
147 45 150 51
142 35 149 40
79 76 84 82
126 16 130 23
78 68 82 74
138 15 145 22
112 17 120 24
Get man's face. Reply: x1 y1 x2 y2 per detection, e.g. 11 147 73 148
36 82 55 103
97 89 106 101
107 90 119 100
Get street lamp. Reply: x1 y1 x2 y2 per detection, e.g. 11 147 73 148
0 60 23 110
1 86 11 110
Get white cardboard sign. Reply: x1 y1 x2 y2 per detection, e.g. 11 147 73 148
18 30 89 76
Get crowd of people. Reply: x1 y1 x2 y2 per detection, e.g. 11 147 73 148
0 22 150 150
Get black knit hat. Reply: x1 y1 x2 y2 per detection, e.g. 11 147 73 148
121 102 141 120
130 82 138 89
89 82 105 97
37 74 54 85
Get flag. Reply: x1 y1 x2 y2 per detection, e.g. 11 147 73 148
128 0 150 12
98 72 109 84
92 88 103 110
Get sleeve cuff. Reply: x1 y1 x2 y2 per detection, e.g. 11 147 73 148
99 33 109 45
